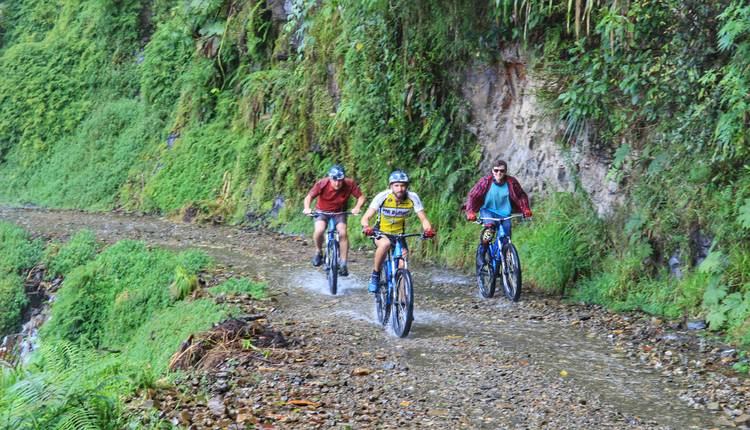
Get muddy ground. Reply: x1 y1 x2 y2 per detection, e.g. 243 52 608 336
1 207 748 429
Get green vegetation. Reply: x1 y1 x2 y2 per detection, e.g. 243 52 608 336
0 222 42 335
42 229 99 279
209 277 266 299
0 222 265 428
514 193 604 294
0 0 749 344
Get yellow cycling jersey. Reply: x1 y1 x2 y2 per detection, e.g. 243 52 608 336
369 189 425 234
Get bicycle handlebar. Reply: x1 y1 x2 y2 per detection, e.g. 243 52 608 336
379 232 424 238
473 214 525 224
306 211 355 217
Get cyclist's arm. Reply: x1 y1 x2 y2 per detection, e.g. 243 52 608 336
304 179 327 214
351 193 366 215
415 210 432 231
360 207 377 228
303 192 315 214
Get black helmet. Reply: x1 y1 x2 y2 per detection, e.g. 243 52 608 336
388 170 409 185
327 164 345 180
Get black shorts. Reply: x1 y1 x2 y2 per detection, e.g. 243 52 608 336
373 232 408 251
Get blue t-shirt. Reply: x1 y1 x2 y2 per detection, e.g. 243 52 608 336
481 182 511 217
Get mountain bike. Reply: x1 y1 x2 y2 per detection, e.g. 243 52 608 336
372 232 430 338
474 214 523 301
309 211 351 295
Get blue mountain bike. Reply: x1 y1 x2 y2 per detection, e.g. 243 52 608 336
373 232 428 338
475 215 523 301
309 211 350 295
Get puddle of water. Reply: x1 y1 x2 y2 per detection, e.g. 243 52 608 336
429 269 473 286
291 269 364 296
335 308 381 326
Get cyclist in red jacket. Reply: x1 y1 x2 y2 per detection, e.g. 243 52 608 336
303 164 366 276
464 159 532 252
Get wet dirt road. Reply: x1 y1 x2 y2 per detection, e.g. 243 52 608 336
2 206 745 429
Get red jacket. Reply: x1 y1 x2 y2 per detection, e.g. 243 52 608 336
464 175 530 214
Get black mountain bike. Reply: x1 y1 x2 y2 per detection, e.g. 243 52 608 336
474 214 523 301
309 211 350 295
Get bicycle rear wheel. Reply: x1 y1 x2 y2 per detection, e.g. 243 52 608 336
502 243 522 302
326 239 338 295
476 245 496 298
374 268 389 326
391 269 414 338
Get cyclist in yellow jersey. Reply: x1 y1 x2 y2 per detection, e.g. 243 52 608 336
361 170 435 293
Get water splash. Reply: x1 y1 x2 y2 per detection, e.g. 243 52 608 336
292 269 364 296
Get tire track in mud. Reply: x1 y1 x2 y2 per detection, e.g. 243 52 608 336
0 207 733 429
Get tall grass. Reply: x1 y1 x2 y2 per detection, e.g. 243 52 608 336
514 192 604 294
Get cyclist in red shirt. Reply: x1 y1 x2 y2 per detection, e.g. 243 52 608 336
303 164 366 276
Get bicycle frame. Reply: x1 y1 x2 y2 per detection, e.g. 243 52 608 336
373 232 423 337
308 211 351 295
325 216 338 261
382 236 409 305
475 214 524 301
479 214 522 269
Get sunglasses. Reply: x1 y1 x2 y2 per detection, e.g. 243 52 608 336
492 168 506 173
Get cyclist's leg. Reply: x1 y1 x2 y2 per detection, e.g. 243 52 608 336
369 236 391 292
335 215 349 275
478 209 498 250
500 218 512 248
372 236 391 272
335 214 348 262
311 216 327 266
397 238 408 269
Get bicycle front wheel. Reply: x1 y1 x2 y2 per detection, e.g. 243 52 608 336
476 245 496 298
502 243 522 302
374 268 389 326
391 269 414 338
327 239 339 295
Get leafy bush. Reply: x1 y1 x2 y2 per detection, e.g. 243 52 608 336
169 265 198 301
0 222 42 335
210 278 266 299
42 240 211 348
0 274 27 336
0 221 42 274
43 229 99 279
514 192 604 293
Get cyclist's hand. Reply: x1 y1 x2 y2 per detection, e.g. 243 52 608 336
363 226 375 237
303 208 313 215
351 208 361 215
523 208 533 218
466 211 477 222
422 228 436 239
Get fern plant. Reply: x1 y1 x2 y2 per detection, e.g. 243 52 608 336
0 341 123 430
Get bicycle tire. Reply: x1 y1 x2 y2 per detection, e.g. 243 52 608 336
375 268 389 326
502 243 522 302
327 239 338 295
391 269 414 338
476 245 496 298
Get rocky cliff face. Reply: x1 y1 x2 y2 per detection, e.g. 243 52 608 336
462 49 622 216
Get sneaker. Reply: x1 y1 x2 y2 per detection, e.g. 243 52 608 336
311 252 323 267
368 271 380 293
339 263 348 277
